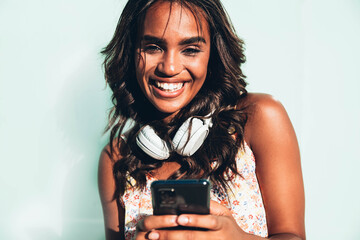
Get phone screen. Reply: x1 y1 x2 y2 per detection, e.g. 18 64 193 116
151 179 210 215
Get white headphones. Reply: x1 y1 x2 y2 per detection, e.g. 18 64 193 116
136 115 213 160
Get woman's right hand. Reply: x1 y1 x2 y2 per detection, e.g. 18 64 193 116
135 201 250 240
135 215 179 240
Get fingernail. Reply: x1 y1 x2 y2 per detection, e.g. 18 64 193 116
178 216 189 225
169 215 177 224
148 231 160 240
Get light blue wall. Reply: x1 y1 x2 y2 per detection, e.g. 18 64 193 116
1 0 359 239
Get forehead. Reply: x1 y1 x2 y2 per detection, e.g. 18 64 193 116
141 1 209 38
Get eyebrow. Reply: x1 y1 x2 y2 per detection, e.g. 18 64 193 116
141 35 206 45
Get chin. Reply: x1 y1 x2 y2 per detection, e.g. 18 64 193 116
155 106 181 114
152 101 184 115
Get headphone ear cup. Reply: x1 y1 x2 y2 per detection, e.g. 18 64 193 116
172 117 210 156
136 125 170 160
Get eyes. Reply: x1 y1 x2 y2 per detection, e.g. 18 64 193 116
142 44 202 56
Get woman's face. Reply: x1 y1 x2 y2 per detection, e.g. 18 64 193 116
135 1 211 118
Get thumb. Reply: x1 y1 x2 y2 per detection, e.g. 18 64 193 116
210 200 233 217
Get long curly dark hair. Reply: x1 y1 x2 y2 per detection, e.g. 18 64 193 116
102 0 248 199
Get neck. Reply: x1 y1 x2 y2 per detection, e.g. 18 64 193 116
161 110 181 124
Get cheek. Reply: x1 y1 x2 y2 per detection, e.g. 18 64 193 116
135 51 143 76
135 56 152 92
134 54 147 94
189 56 210 80
135 53 158 80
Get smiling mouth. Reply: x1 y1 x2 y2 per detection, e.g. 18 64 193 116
153 80 185 92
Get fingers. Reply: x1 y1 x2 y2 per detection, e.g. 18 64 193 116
135 231 160 240
149 229 213 240
137 214 238 240
137 215 178 232
136 215 222 240
176 214 222 230
136 215 178 240
210 200 233 217
135 204 235 240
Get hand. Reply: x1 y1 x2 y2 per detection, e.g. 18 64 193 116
135 215 179 240
137 201 249 240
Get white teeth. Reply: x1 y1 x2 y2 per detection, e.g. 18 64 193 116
154 81 184 92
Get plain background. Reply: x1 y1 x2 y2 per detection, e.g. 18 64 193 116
0 0 359 239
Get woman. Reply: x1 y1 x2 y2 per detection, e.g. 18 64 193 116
98 0 305 239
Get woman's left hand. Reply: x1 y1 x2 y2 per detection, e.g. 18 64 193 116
146 200 250 240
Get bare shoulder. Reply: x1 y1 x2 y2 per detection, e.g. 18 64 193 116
98 137 127 203
98 145 114 176
98 141 119 208
98 139 126 239
98 139 123 188
239 93 305 239
240 93 291 147
98 136 128 174
99 137 126 163
243 93 287 116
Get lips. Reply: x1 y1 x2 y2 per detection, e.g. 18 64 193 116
150 78 187 97
154 81 184 92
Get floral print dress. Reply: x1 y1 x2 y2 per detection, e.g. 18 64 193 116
121 143 268 239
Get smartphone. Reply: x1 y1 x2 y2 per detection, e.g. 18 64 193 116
151 179 210 215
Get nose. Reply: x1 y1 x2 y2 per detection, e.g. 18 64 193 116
156 51 182 77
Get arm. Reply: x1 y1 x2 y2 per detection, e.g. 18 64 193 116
98 146 125 240
245 93 305 239
136 94 305 240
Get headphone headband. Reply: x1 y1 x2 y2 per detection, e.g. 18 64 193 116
136 114 213 160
